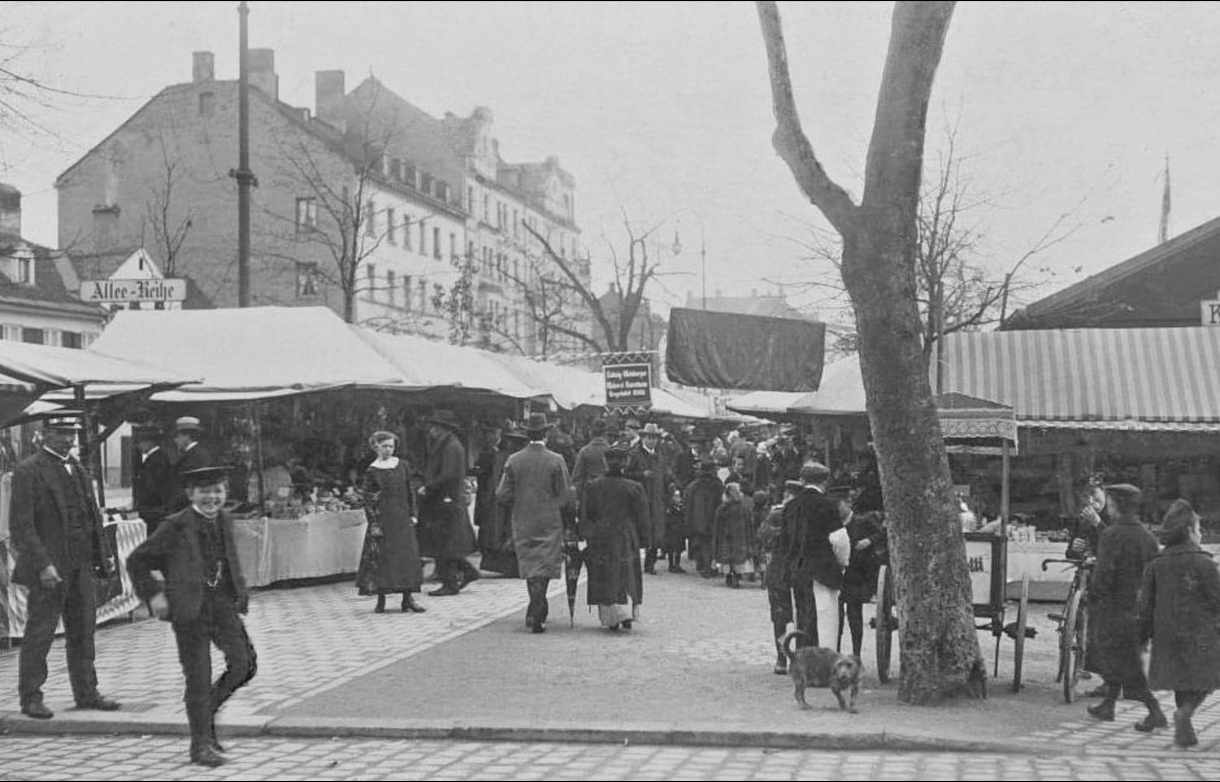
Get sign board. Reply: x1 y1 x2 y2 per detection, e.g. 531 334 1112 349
603 362 652 410
1202 299 1220 326
964 536 994 607
80 278 187 304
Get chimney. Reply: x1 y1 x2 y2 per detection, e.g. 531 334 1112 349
315 70 345 123
0 183 20 236
248 48 278 101
192 51 215 83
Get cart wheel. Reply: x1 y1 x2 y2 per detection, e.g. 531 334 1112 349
1011 574 1029 693
875 564 894 684
1062 588 1086 703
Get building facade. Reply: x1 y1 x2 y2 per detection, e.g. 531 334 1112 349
56 50 589 353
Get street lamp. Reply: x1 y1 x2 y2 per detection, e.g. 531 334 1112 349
672 219 707 309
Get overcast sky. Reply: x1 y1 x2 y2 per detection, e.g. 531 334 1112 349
2 2 1217 322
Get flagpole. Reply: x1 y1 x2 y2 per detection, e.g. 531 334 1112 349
1159 154 1171 244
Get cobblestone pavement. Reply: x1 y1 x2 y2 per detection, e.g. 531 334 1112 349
0 574 562 719
2 735 1219 781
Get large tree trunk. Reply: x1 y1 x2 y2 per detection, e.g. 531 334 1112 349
759 1 983 704
343 289 355 323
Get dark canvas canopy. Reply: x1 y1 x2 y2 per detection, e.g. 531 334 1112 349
665 307 825 392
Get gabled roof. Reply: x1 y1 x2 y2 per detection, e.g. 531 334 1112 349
1002 215 1220 330
67 246 146 281
0 234 106 317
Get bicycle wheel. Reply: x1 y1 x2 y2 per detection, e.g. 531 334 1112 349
1061 588 1085 703
875 564 894 684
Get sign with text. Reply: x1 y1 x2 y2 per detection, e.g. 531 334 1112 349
603 362 652 410
81 278 187 303
1202 299 1220 326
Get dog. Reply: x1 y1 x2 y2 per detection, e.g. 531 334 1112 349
779 629 862 712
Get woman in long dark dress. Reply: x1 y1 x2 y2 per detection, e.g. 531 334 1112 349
356 431 426 614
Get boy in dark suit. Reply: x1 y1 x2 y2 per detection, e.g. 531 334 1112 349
12 417 119 719
127 465 256 767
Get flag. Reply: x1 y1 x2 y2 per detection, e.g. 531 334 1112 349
1159 155 1171 244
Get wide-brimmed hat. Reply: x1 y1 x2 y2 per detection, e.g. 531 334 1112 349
180 465 233 489
175 416 203 433
423 409 463 432
640 422 662 437
523 412 552 437
800 461 831 483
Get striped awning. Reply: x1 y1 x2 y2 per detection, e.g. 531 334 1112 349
937 328 1220 424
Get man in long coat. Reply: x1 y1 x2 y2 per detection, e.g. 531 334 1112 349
625 422 674 575
1086 483 1163 728
12 418 120 720
780 462 843 647
497 413 573 633
132 423 176 537
418 410 478 596
571 418 611 507
170 416 213 513
580 444 646 630
475 424 527 576
684 461 723 578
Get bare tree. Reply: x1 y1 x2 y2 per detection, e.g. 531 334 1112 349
759 1 985 704
140 133 193 276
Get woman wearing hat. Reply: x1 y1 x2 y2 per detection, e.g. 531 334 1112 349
1086 483 1164 729
580 443 647 630
683 460 724 578
355 431 425 614
1138 499 1220 747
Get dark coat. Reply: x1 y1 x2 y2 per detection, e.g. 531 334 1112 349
10 449 109 587
1087 515 1159 682
624 444 673 549
1138 543 1220 691
133 447 175 525
841 512 887 603
126 506 249 624
580 472 646 607
169 442 213 513
418 429 475 559
475 446 519 575
355 460 422 594
712 497 752 566
683 475 723 538
781 486 844 589
497 442 572 579
571 437 610 506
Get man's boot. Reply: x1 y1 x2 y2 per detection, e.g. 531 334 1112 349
428 561 461 596
459 560 481 588
188 702 224 767
1087 683 1119 721
773 640 788 675
1175 706 1199 748
644 549 658 575
1134 696 1168 732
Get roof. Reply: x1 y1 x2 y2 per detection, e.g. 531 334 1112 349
0 234 107 318
1003 215 1220 330
938 327 1220 424
724 390 809 416
67 246 146 281
787 355 866 416
87 306 404 400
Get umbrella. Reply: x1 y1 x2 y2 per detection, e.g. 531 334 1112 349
564 536 585 628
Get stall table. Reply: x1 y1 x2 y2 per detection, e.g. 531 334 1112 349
232 509 368 588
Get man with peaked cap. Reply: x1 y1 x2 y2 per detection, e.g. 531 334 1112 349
1085 482 1164 730
132 423 175 537
127 465 256 768
497 412 573 633
170 416 213 513
779 461 844 648
12 416 120 720
418 409 478 596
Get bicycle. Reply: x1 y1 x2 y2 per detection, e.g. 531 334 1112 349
1043 556 1094 703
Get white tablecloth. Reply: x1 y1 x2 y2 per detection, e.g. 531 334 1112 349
232 510 368 588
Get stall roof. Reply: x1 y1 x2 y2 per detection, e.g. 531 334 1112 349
0 340 194 388
724 390 808 416
787 355 866 416
88 307 404 399
353 328 538 399
938 327 1220 425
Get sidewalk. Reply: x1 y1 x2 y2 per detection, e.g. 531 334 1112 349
1 567 1215 757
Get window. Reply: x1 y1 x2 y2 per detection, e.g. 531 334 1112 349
467 186 474 214
61 331 83 349
513 209 519 238
198 91 215 117
366 264 376 299
365 200 375 236
21 328 44 345
295 197 317 232
296 262 319 297
15 255 32 284
419 221 427 256
403 275 412 310
387 270 396 305
449 232 457 259
421 173 433 196
483 194 490 222
418 278 428 311
386 207 396 243
433 227 441 259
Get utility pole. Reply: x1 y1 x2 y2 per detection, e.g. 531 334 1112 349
700 225 707 310
232 1 255 307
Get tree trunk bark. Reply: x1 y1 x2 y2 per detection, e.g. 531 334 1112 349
843 216 984 704
343 289 355 323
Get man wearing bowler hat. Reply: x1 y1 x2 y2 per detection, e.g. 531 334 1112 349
497 412 573 633
170 416 213 513
625 422 675 575
418 409 478 596
132 423 175 537
11 416 120 720
127 465 256 767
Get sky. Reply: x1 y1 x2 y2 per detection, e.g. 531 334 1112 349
2 1 1218 325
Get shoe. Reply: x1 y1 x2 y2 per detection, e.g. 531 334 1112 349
1134 711 1168 732
402 596 427 613
1174 710 1199 748
190 746 226 767
428 585 461 597
374 596 386 614
75 695 120 711
621 620 632 630
531 623 547 634
608 623 621 632
21 700 53 720
1087 700 1116 721
668 564 686 574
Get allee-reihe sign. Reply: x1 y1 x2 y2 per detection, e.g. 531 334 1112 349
81 278 187 303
